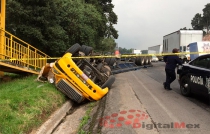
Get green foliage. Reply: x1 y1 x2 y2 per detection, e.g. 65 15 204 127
96 37 116 53
119 47 132 54
202 3 210 34
191 13 204 30
85 0 119 39
77 102 95 134
191 3 210 34
6 0 118 56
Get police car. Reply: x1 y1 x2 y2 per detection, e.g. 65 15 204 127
177 54 210 98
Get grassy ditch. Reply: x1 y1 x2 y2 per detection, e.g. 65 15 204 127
77 102 96 134
0 74 66 134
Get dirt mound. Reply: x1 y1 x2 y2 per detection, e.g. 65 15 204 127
203 34 210 41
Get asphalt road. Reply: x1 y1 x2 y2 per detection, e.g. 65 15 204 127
51 62 210 134
144 62 210 112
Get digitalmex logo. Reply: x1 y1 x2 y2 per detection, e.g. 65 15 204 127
98 109 149 128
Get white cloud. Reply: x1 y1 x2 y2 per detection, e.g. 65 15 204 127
112 0 209 50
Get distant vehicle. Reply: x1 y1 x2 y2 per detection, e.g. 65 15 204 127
151 55 158 62
163 30 203 63
148 44 163 61
177 54 210 100
132 49 142 55
141 50 156 54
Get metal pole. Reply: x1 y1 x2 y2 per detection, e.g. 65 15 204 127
0 0 6 77
0 0 6 58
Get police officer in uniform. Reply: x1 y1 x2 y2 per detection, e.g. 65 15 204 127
163 48 182 90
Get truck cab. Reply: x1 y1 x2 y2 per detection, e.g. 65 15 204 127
179 46 190 63
52 44 115 103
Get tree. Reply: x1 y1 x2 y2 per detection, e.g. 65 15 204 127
191 13 203 30
6 0 110 56
63 0 103 48
191 3 210 34
6 0 69 56
84 0 119 39
202 3 210 34
98 37 116 53
119 47 132 54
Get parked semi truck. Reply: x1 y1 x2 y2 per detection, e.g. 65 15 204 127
148 44 163 61
188 41 210 61
163 30 203 63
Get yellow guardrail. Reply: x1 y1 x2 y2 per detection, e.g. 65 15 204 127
0 51 209 62
0 29 50 70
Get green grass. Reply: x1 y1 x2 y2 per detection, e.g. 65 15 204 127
77 102 96 134
0 75 66 134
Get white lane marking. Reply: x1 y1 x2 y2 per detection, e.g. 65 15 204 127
131 72 190 133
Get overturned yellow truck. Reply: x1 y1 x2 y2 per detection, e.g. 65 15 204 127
52 44 115 103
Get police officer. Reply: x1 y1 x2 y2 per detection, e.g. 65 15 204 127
163 48 182 90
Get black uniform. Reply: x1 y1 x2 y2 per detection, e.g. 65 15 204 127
163 55 182 90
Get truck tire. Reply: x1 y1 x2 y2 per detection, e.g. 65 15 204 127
141 57 145 65
80 45 87 53
180 75 191 96
135 57 140 66
101 75 115 89
105 58 111 65
148 56 152 64
84 46 93 56
66 43 81 56
109 58 116 66
135 57 144 66
144 56 149 65
80 45 93 56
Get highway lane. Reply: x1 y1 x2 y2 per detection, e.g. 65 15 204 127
51 61 210 134
143 62 210 112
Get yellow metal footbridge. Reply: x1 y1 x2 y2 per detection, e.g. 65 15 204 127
0 0 49 75
0 29 50 75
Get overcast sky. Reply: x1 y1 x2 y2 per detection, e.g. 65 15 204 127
112 0 209 50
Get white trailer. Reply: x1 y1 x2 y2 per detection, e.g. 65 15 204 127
163 30 203 62
148 44 163 61
148 44 163 54
141 50 156 54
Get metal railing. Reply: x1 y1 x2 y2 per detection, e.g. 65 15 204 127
0 29 50 71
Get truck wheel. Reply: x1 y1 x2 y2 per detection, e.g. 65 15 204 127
66 43 81 56
109 58 116 66
144 57 149 65
101 75 115 89
80 45 87 53
140 57 144 65
180 75 191 96
84 46 93 56
135 57 140 66
80 45 93 56
134 57 138 65
105 58 111 65
148 56 152 64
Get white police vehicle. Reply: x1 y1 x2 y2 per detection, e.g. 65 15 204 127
177 54 210 99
